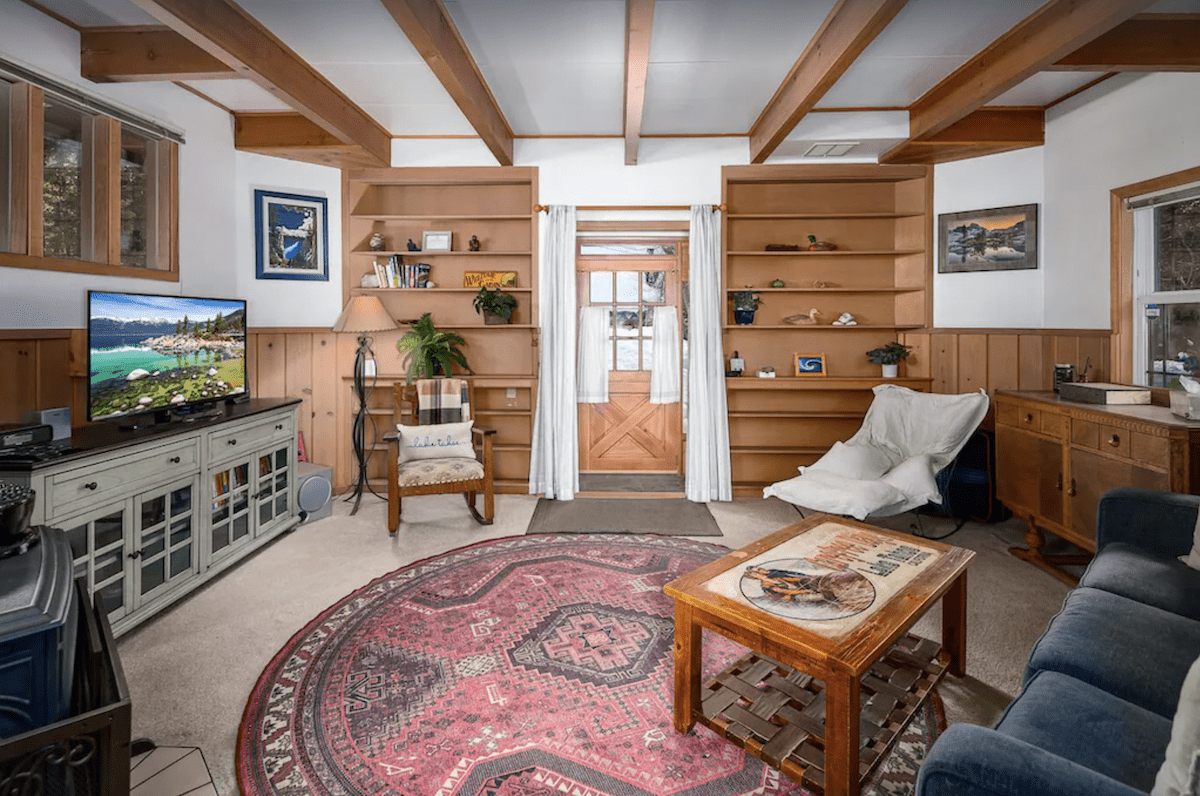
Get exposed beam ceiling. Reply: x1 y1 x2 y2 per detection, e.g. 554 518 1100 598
234 112 384 169
880 108 1043 165
623 0 655 166
909 0 1157 142
1049 14 1200 72
378 0 514 166
81 26 234 82
748 0 911 164
125 0 391 167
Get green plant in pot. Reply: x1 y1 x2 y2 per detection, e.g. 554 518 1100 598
396 312 468 383
866 342 911 378
729 290 762 325
473 286 517 325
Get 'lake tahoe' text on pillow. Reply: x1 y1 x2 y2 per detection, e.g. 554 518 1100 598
397 420 475 462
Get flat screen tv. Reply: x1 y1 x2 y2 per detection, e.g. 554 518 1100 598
87 291 248 422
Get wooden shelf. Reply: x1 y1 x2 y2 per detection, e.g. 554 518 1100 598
353 287 534 294
726 377 932 390
728 410 865 419
352 214 531 221
474 408 533 417
725 286 923 293
724 324 925 330
351 250 532 256
726 212 923 220
344 373 536 385
727 250 924 256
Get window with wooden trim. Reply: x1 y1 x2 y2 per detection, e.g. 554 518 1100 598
1132 193 1200 386
0 79 178 279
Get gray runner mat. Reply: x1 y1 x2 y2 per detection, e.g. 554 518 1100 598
525 497 722 536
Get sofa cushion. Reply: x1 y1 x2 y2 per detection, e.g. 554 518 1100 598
1082 542 1200 622
1025 587 1200 719
997 670 1172 793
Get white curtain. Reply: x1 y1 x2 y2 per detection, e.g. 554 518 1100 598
686 205 732 502
650 306 680 404
577 306 610 403
529 206 579 500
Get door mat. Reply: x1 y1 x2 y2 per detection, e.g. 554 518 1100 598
525 497 722 536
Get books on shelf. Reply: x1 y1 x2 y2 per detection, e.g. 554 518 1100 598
372 256 431 289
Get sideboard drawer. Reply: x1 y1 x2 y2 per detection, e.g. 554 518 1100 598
999 402 1060 438
49 439 199 517
208 412 294 459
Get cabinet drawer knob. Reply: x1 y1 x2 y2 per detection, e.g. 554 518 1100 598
1067 478 1077 497
84 481 98 491
227 439 237 446
168 456 181 464
275 423 284 431
1024 413 1033 424
1108 433 1121 447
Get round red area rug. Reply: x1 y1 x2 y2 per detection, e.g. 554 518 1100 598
237 534 942 796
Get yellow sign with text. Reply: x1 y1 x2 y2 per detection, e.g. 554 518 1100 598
463 271 518 288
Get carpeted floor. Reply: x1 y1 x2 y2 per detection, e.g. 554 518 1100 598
526 496 723 535
117 493 1071 796
236 534 938 795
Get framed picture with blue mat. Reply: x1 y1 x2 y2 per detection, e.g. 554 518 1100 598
254 189 329 281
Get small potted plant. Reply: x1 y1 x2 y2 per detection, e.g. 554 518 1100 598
472 286 517 325
729 290 762 325
866 342 911 378
397 312 469 382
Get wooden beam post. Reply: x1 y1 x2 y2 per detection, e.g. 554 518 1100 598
748 0 910 164
1049 14 1200 71
623 0 655 166
378 0 514 166
81 26 235 82
880 108 1043 165
234 112 387 169
127 0 391 166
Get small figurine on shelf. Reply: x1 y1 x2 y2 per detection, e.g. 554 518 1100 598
368 232 386 251
407 238 421 251
469 235 481 252
831 312 858 326
770 278 785 288
784 308 822 325
807 234 837 251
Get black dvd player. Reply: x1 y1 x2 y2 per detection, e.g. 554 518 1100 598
0 424 53 451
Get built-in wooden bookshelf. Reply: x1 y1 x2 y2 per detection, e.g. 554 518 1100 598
342 167 538 493
722 164 933 495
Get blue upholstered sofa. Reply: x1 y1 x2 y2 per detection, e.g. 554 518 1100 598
917 487 1200 796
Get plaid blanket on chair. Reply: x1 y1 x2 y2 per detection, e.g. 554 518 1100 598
417 378 471 424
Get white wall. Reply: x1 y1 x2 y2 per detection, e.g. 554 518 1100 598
1044 72 1200 328
932 147 1045 328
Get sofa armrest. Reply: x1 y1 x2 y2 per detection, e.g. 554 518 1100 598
918 724 1146 796
1096 487 1199 558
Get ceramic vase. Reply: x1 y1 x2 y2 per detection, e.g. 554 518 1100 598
882 363 899 378
734 309 756 325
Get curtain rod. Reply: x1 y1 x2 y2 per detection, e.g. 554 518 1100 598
534 204 722 213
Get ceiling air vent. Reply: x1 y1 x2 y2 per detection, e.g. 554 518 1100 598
804 142 859 157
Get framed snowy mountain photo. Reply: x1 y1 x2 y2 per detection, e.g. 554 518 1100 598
938 203 1038 273
254 189 329 281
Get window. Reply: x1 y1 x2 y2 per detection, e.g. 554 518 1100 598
120 128 153 269
42 96 93 261
1133 196 1200 386
587 270 668 371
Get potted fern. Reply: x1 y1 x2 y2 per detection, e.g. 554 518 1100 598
472 286 517 325
866 342 911 378
396 312 468 382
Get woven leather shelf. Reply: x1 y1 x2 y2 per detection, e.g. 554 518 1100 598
697 633 948 793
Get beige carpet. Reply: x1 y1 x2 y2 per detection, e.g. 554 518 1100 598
117 493 1070 796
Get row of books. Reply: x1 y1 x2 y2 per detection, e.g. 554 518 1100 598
373 257 431 289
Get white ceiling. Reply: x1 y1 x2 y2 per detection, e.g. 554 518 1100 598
33 0 1200 159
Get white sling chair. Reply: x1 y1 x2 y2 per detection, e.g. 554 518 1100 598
764 385 990 520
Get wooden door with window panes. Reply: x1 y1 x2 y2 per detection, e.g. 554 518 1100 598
577 245 683 473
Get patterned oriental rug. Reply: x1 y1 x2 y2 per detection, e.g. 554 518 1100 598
237 535 943 796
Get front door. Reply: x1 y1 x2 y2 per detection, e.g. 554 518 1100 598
577 242 683 474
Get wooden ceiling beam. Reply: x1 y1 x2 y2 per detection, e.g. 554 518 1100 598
748 0 910 164
879 141 1031 166
909 0 1156 142
235 113 384 169
126 0 391 166
1049 14 1200 71
623 0 655 166
880 108 1043 165
378 0 514 166
81 26 235 82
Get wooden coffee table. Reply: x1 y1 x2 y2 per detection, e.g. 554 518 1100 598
664 513 973 796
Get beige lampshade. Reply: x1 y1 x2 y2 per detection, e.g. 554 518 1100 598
332 296 396 334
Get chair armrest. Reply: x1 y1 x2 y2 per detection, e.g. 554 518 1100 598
917 724 1146 796
383 432 399 444
471 425 498 438
1096 487 1199 558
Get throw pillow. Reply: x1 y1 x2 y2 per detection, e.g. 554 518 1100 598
881 454 942 504
396 420 475 462
804 441 896 481
768 469 907 521
1180 509 1200 571
1152 653 1200 796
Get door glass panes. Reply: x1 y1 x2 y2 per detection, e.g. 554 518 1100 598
0 80 10 252
43 97 92 260
138 481 193 598
642 272 666 303
66 523 87 561
211 462 251 556
590 272 613 302
141 495 165 529
95 511 123 551
615 272 639 302
257 447 291 528
141 558 165 594
615 308 640 371
141 528 165 559
580 243 676 255
97 579 124 616
120 128 152 269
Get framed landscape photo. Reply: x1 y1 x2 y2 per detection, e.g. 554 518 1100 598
794 354 827 377
254 190 329 281
422 230 452 252
938 203 1038 273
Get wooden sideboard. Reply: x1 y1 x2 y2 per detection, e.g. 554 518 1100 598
995 390 1200 583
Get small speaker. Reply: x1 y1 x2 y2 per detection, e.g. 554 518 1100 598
296 462 332 524
24 408 70 441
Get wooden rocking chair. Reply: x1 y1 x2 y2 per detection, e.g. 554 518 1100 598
385 378 496 533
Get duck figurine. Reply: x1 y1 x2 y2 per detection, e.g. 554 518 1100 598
784 308 822 325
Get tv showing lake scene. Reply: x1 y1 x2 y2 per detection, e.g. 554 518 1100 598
88 291 248 420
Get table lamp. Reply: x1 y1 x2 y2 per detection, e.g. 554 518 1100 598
332 296 397 514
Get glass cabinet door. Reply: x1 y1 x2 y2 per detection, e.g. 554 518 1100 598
134 476 199 605
255 445 292 534
62 503 130 622
209 458 253 563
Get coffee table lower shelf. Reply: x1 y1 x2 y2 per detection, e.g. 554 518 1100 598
696 633 949 795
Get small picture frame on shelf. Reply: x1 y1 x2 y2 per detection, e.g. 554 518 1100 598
422 230 452 252
794 354 827 377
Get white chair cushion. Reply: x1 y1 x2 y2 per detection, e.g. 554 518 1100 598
764 469 907 521
396 420 474 462
804 440 898 480
396 457 484 487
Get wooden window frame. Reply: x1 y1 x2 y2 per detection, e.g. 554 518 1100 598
0 79 179 281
